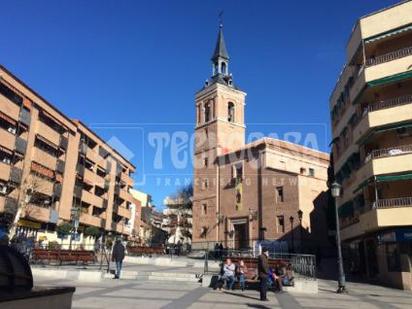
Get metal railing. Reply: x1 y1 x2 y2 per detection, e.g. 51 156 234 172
373 197 412 209
366 45 412 66
366 144 412 161
198 249 316 280
367 95 412 113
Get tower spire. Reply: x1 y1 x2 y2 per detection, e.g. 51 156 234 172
211 23 229 62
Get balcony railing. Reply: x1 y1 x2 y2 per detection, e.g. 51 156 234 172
366 45 412 67
365 144 412 162
367 95 412 113
373 197 412 209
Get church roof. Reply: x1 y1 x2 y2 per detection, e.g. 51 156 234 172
211 26 229 61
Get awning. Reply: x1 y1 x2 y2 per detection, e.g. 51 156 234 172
376 173 412 183
36 134 59 150
0 111 17 125
365 24 412 44
0 145 13 155
353 178 372 194
368 70 412 88
358 122 412 145
329 136 339 146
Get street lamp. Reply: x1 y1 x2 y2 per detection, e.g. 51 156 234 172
297 210 303 253
331 181 347 294
289 216 294 253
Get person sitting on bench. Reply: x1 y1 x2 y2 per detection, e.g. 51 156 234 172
281 263 295 286
222 258 236 290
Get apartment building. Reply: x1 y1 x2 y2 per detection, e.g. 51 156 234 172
329 1 412 290
0 65 136 242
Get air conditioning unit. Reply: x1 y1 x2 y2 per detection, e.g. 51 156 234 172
7 127 16 134
0 186 7 194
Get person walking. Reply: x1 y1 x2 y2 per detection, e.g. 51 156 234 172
112 239 125 279
258 247 270 301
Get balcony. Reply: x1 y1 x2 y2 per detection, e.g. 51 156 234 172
353 103 412 143
53 183 62 199
357 151 412 184
115 205 131 219
0 94 20 121
32 148 57 170
0 129 16 150
56 159 65 174
37 121 61 146
120 172 133 186
367 95 412 113
366 46 412 67
80 212 102 227
112 222 128 234
118 188 131 202
19 108 31 127
0 196 18 213
25 204 51 223
373 196 412 209
84 168 105 188
59 136 68 150
9 166 22 184
86 147 101 165
15 136 27 154
0 162 11 182
365 144 412 162
361 200 412 232
81 189 103 208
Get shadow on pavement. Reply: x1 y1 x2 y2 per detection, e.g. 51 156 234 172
223 291 261 301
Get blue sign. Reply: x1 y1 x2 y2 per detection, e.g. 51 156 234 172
379 228 412 243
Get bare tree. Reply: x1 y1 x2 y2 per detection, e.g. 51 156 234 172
8 173 50 239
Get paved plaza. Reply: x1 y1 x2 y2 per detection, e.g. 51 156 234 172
34 274 412 309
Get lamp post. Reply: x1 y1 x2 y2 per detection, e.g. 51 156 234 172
289 216 294 253
331 181 347 294
297 210 303 253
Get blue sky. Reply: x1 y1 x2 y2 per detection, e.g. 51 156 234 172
0 0 399 208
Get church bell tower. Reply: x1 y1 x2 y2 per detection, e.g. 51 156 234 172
192 23 247 246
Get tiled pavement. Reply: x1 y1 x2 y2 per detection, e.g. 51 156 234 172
34 276 412 309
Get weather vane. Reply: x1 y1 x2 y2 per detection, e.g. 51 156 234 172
219 10 224 28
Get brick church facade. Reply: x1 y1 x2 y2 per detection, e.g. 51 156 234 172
192 25 330 250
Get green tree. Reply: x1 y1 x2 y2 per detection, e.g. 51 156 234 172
84 226 100 238
57 222 73 239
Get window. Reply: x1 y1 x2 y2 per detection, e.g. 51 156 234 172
300 168 306 175
204 157 208 167
0 115 17 135
228 102 235 122
202 203 207 215
204 102 211 122
0 149 12 165
221 62 227 74
386 243 401 272
236 189 242 203
277 215 285 233
276 186 284 202
203 178 209 189
232 163 243 182
0 82 23 106
309 168 315 177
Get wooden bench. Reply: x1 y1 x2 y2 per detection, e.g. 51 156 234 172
32 249 96 265
127 246 165 256
220 256 288 289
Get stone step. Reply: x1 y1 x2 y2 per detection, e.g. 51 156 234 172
103 271 200 282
